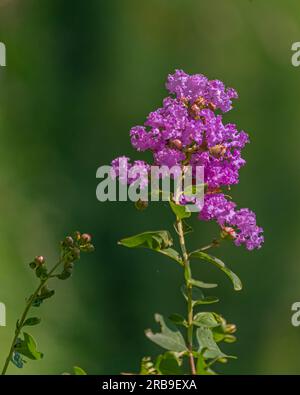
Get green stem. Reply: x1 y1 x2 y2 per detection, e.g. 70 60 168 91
176 217 196 375
1 259 62 375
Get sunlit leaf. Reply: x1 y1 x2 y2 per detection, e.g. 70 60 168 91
145 314 187 352
169 201 191 219
73 366 87 375
119 231 183 265
155 352 184 375
15 333 43 360
193 312 220 328
189 278 218 289
196 327 236 361
189 251 242 291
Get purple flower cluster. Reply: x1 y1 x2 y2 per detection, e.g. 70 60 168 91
166 69 238 112
200 193 264 250
111 70 264 250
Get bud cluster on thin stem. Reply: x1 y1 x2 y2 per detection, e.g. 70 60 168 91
1 231 94 375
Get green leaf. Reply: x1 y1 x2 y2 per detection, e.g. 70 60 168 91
196 327 236 361
181 285 218 306
23 317 41 327
73 366 87 375
119 230 173 249
168 313 187 327
32 288 55 307
189 251 242 291
155 352 183 375
196 355 216 375
145 314 187 352
193 312 220 328
169 201 191 219
194 296 219 306
158 248 183 265
189 278 218 289
196 327 226 360
119 231 183 265
15 333 43 360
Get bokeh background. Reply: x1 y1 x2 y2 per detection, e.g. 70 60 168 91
0 0 300 374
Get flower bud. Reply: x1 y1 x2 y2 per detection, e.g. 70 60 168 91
180 97 189 107
194 96 206 108
135 199 148 211
65 262 74 272
64 236 74 246
71 247 81 261
209 144 226 158
170 139 183 150
224 335 237 343
189 103 200 118
218 357 228 364
225 323 237 334
34 255 45 266
221 226 237 240
81 233 92 244
85 244 95 253
73 231 81 242
208 102 217 111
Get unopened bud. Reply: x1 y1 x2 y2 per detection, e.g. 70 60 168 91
194 96 206 108
224 335 237 343
221 226 237 240
208 102 217 111
64 236 74 246
180 97 189 107
34 255 45 266
226 324 237 334
209 144 226 158
65 262 74 272
189 103 200 118
170 139 183 150
71 247 81 261
218 357 228 364
81 233 92 244
135 199 149 211
73 231 81 241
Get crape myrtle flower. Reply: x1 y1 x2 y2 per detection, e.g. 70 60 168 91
166 69 238 112
200 193 264 250
111 70 264 250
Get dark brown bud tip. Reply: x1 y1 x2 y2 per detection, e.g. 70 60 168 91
34 255 45 265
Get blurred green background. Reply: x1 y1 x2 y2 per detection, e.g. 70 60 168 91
0 0 299 374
